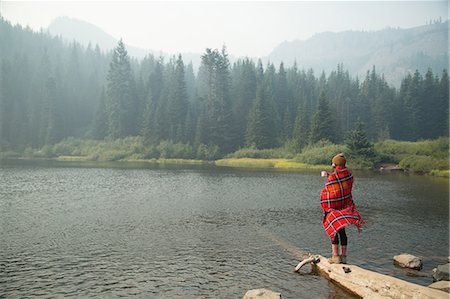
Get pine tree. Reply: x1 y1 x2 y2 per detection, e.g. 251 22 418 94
438 69 449 137
292 102 310 150
231 58 257 147
0 60 8 150
275 62 291 140
44 76 60 145
93 88 108 139
198 47 237 153
142 57 164 144
105 40 136 138
245 87 277 149
310 91 335 143
346 119 374 158
422 69 438 139
167 55 188 142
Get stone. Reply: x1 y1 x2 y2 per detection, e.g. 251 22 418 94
433 263 450 282
393 253 423 270
428 281 450 293
243 288 282 299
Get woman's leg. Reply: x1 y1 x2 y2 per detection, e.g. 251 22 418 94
339 228 348 263
330 233 341 263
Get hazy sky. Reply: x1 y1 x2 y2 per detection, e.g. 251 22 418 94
1 1 448 57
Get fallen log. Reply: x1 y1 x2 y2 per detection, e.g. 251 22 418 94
295 254 448 299
260 228 446 298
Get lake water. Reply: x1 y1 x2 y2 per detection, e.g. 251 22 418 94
0 160 448 298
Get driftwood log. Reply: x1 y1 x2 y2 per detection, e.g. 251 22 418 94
259 228 447 298
294 254 448 299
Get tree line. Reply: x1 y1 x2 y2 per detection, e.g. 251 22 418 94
0 18 448 157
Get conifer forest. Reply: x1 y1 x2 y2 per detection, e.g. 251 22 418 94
0 18 448 158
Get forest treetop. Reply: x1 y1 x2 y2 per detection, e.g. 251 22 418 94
0 18 448 158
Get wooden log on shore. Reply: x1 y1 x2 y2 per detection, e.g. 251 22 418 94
296 254 448 299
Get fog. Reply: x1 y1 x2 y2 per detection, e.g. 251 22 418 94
1 1 447 57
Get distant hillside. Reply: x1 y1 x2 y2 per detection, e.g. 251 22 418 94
47 16 203 67
48 17 448 86
266 22 448 86
47 17 151 58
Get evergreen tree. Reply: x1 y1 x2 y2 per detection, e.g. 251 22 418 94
275 62 291 140
93 88 108 139
292 102 310 150
198 47 236 153
231 58 257 147
422 69 438 139
310 91 335 143
142 57 164 144
346 119 374 158
245 87 277 149
438 69 449 137
105 40 136 138
167 55 188 142
43 76 60 145
0 60 8 150
36 50 53 147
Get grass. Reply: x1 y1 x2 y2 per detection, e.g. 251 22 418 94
215 158 328 170
56 155 91 161
429 169 450 178
3 136 448 175
129 158 206 165
215 158 281 168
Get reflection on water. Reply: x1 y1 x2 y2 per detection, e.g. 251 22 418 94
0 160 448 298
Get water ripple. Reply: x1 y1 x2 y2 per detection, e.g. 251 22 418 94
1 162 447 298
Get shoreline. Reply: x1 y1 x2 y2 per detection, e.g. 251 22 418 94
2 156 448 177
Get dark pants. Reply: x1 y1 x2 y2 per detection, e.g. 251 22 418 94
331 228 347 245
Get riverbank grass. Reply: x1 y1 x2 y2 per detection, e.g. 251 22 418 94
56 155 207 165
215 158 328 170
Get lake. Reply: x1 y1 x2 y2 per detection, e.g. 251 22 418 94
0 160 448 298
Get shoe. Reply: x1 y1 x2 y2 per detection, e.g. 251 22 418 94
328 255 341 264
340 255 347 264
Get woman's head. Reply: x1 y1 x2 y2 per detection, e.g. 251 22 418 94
332 153 346 167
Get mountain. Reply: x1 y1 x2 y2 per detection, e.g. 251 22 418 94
47 16 152 58
266 21 448 86
48 17 448 86
47 16 204 67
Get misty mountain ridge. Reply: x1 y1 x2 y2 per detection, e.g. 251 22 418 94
267 21 448 86
48 16 203 68
48 16 448 87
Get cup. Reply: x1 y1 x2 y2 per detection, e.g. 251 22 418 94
321 171 328 177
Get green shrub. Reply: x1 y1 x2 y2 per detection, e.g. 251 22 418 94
196 144 220 160
295 140 348 165
429 170 450 178
375 137 449 162
226 147 294 159
399 155 449 173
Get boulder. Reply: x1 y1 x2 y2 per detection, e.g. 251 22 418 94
433 263 450 282
393 254 423 270
243 289 282 299
428 281 450 293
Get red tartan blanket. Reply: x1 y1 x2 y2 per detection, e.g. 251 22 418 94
320 166 364 239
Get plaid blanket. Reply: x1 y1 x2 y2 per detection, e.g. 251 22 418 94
320 166 364 239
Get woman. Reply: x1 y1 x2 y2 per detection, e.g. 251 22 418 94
320 153 364 264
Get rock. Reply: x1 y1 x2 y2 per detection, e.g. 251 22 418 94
243 288 282 299
433 263 450 281
393 254 423 270
428 281 450 292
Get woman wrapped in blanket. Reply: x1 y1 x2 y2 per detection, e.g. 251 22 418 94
320 153 364 264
